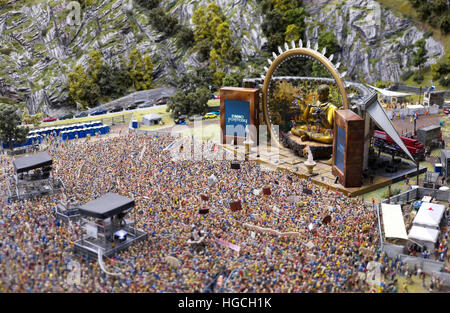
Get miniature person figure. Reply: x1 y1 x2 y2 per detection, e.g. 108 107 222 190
291 84 337 144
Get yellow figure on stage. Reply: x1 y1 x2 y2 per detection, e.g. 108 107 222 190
291 84 337 144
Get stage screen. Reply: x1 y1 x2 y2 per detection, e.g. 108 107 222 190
224 99 250 138
335 125 345 172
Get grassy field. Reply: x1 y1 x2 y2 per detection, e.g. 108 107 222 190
208 99 220 107
180 123 221 142
31 106 170 129
32 99 220 130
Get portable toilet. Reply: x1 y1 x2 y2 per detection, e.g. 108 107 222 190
434 163 443 175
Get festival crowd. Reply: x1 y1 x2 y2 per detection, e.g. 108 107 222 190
0 130 447 292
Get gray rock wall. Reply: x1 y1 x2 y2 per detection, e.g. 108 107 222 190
0 0 445 114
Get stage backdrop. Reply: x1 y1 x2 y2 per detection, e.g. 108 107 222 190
220 87 259 145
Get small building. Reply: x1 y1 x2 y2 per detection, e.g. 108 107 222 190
441 150 450 178
423 90 445 107
417 125 441 148
142 113 162 126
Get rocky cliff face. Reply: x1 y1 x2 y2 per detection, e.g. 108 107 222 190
0 0 445 114
302 0 444 83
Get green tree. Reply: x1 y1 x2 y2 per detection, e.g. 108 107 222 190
173 67 215 94
68 65 100 110
176 26 194 49
222 75 239 87
311 62 331 78
261 0 306 53
87 50 103 82
192 3 223 44
135 0 160 10
285 24 301 42
167 87 210 117
413 39 427 69
213 22 233 62
97 65 132 98
128 49 153 91
192 3 239 68
318 31 338 55
0 104 29 150
148 8 179 37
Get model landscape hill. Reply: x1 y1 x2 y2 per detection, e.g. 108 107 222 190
0 0 445 114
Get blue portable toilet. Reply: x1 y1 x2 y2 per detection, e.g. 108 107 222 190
413 201 422 210
434 163 443 175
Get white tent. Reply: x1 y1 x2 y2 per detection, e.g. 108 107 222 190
408 225 439 248
413 202 445 229
368 85 413 98
365 98 415 161
381 203 408 240
142 114 162 126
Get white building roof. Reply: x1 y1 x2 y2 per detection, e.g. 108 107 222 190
413 202 445 229
381 203 408 240
408 225 439 244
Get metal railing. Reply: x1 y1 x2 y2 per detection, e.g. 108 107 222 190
381 187 450 204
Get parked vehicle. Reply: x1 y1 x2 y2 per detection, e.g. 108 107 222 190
126 103 138 110
175 115 187 125
138 100 154 108
443 108 450 115
58 113 73 120
204 112 219 119
75 111 88 118
155 97 169 105
90 108 107 116
373 130 426 161
109 106 123 113
42 117 57 122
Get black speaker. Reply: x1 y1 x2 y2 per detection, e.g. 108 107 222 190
231 161 240 170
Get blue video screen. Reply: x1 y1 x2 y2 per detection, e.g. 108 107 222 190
224 100 250 137
335 125 345 172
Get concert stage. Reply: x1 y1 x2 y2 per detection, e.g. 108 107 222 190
223 144 427 197
73 193 147 258
9 152 64 201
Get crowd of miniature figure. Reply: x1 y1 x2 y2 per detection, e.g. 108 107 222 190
0 131 448 293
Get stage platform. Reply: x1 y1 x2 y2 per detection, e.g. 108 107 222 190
223 144 427 197
74 227 148 258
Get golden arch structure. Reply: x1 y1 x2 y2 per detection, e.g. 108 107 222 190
261 41 349 147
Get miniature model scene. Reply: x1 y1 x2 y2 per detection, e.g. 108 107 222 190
0 0 449 299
